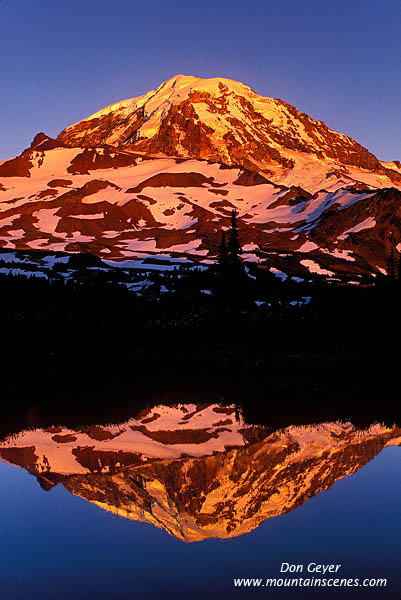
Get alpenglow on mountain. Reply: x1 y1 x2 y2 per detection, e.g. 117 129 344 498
1 404 400 542
0 74 400 279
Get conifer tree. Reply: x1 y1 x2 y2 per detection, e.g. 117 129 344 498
227 210 242 268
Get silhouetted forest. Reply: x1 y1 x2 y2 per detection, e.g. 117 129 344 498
1 254 400 437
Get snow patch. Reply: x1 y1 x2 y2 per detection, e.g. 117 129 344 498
338 217 376 240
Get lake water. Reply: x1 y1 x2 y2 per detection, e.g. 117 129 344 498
0 404 400 599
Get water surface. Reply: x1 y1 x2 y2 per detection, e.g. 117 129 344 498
0 404 400 599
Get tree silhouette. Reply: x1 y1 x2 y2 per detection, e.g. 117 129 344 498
227 210 243 270
214 210 247 302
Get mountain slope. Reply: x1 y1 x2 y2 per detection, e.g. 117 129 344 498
58 75 401 191
0 137 400 278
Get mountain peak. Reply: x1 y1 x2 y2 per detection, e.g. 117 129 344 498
158 73 199 88
158 73 252 92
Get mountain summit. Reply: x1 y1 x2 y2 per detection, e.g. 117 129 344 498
58 74 400 191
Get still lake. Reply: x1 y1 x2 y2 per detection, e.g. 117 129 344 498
0 404 400 600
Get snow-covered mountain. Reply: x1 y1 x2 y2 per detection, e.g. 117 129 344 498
58 75 401 191
1 75 400 279
1 404 400 541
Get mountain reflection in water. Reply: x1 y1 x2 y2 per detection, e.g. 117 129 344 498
0 403 400 542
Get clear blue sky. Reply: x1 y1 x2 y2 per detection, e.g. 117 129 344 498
0 0 399 161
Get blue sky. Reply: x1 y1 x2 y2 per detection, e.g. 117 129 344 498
0 0 399 161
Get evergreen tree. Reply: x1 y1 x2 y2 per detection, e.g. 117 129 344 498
227 210 242 268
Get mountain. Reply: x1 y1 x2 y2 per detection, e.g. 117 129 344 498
57 75 401 191
1 75 400 280
1 404 400 541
